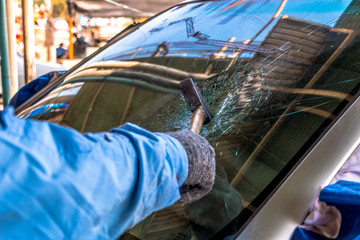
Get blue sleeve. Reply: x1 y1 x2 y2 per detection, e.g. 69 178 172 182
0 106 188 239
9 71 66 108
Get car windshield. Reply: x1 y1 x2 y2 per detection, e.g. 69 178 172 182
17 0 360 239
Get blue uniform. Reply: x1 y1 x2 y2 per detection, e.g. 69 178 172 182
0 106 188 239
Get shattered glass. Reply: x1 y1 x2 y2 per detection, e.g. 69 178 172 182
17 0 360 239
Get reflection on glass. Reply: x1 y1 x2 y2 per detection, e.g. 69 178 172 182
18 0 360 239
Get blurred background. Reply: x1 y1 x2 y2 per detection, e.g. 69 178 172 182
14 0 182 67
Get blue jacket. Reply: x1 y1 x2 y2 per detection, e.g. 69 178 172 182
0 106 188 239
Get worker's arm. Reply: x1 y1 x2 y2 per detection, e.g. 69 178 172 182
0 106 215 239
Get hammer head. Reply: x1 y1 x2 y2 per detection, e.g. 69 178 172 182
179 78 213 124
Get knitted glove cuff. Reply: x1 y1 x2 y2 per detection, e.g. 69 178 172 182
166 131 215 204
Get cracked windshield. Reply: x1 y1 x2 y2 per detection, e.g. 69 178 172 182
18 0 360 239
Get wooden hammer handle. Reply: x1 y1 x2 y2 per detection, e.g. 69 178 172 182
189 106 206 134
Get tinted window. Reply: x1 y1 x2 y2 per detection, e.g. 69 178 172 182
18 0 360 239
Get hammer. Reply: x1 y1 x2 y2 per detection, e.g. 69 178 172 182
179 78 213 134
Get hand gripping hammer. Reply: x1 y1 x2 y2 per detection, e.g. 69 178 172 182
179 78 213 134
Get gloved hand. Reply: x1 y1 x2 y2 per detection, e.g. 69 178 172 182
166 131 216 204
10 70 66 108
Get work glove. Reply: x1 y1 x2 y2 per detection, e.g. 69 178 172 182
166 131 216 204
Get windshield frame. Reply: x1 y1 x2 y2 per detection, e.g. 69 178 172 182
235 87 360 239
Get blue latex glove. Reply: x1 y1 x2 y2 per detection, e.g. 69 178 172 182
9 71 66 108
0 106 188 239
